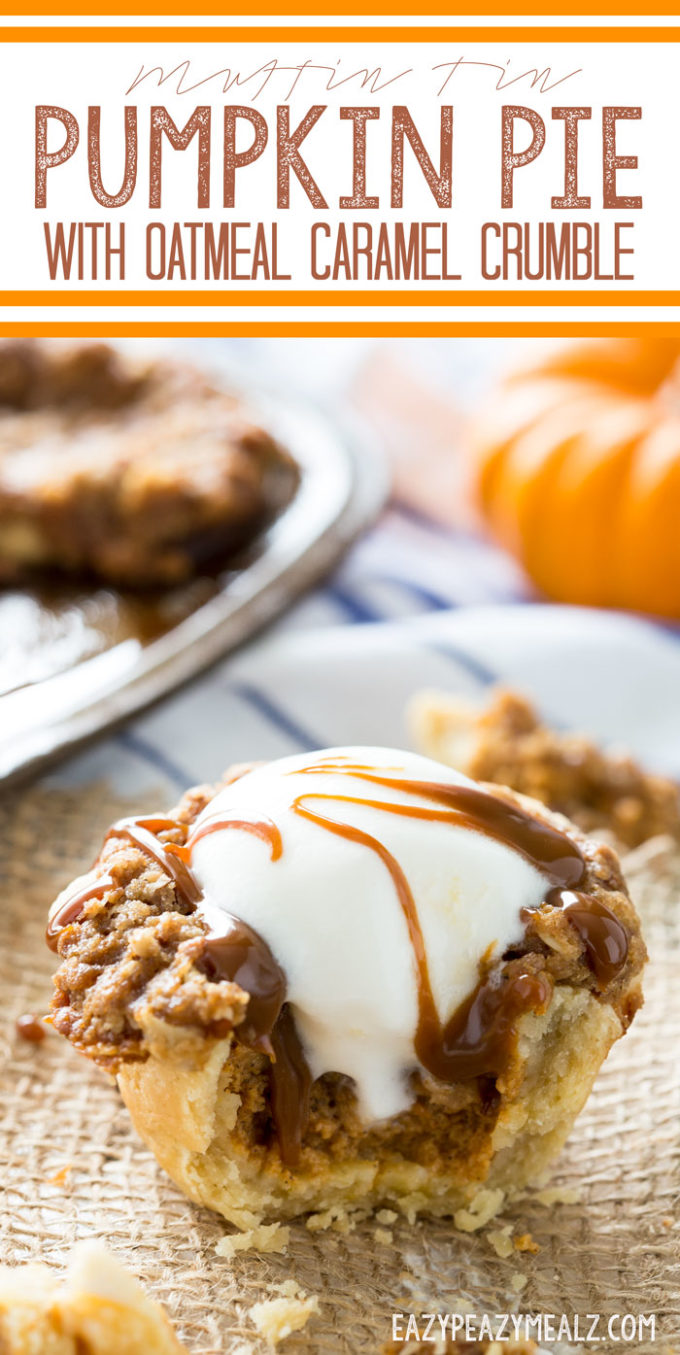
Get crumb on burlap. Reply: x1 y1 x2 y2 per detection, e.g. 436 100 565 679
47 1165 72 1188
487 1224 514 1258
248 1284 320 1347
454 1189 506 1233
531 1185 581 1207
375 1227 394 1246
215 1223 290 1258
306 1204 368 1234
514 1232 540 1254
511 1272 528 1293
265 1282 303 1298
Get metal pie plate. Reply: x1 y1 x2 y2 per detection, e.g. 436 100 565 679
0 358 387 789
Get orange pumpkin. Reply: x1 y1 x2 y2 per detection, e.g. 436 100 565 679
470 338 680 618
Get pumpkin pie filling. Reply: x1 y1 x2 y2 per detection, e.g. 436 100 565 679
47 742 645 1229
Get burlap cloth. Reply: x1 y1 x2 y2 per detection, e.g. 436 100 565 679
1 780 679 1355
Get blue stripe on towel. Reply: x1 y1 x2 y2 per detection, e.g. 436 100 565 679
322 584 386 624
647 617 680 644
230 683 321 750
425 640 498 687
115 729 194 790
374 576 456 612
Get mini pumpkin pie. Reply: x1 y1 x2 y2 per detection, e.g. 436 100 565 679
48 746 645 1231
0 339 296 587
0 1242 186 1354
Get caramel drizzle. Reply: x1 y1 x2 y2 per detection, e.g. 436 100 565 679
294 762 586 893
288 758 629 1079
46 807 302 1165
555 892 629 989
106 817 202 904
48 758 630 1166
166 812 283 866
46 815 200 950
47 812 280 946
291 781 567 1085
46 870 116 950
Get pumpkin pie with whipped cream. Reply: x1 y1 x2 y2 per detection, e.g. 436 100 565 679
47 745 645 1232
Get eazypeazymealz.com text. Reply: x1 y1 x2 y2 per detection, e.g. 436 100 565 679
391 1310 657 1344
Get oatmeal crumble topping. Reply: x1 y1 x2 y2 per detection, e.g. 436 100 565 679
411 687 680 848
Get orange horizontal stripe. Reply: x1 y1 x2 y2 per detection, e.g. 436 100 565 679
2 290 679 307
2 322 680 338
2 25 679 42
12 0 680 15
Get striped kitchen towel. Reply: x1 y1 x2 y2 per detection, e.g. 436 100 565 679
51 338 680 793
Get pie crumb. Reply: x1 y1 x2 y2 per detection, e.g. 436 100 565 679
375 1228 394 1246
306 1205 365 1234
0 1241 186 1353
487 1225 514 1258
454 1189 506 1232
266 1282 305 1299
248 1288 320 1346
47 1165 72 1188
215 1223 290 1258
531 1185 581 1207
514 1233 540 1254
511 1272 528 1293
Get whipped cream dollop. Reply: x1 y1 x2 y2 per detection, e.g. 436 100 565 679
190 746 549 1123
